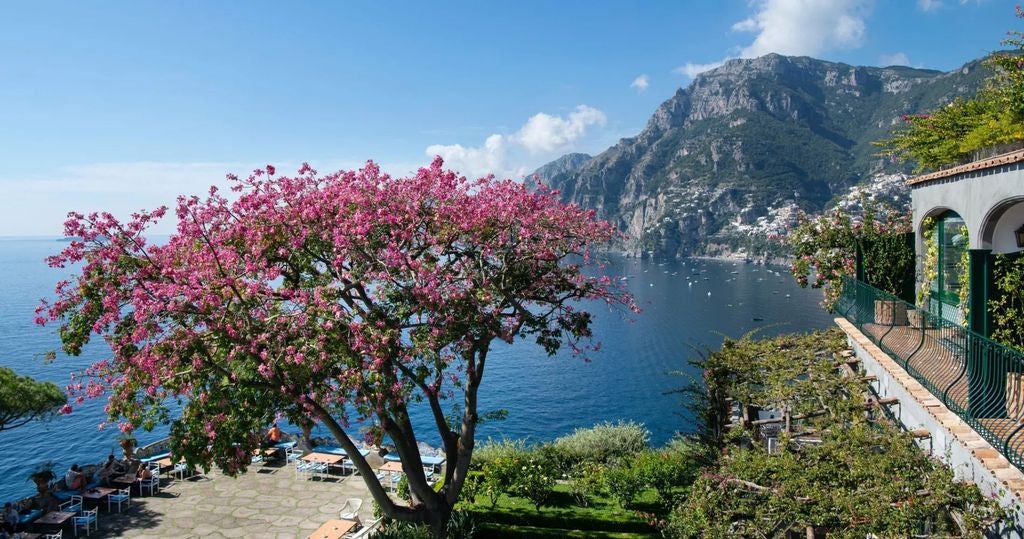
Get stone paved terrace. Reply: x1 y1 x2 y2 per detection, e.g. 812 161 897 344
44 458 380 538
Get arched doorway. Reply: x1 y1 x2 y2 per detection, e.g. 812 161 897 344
923 210 968 323
981 197 1024 254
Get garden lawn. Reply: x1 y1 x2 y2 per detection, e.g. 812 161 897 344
464 483 660 539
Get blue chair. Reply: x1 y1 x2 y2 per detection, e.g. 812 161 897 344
60 495 83 514
73 507 98 536
108 487 130 513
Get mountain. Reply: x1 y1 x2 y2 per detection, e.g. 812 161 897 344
536 53 991 259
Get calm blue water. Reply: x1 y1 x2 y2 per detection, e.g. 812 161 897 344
0 238 832 502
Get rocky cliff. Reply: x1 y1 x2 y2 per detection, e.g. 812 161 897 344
536 54 990 258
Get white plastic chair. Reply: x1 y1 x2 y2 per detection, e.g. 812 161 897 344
173 462 191 480
339 498 363 525
73 507 98 536
108 487 130 513
286 447 302 465
60 495 83 514
44 531 63 539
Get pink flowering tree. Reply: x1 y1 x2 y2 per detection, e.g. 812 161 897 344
38 158 634 534
787 203 911 310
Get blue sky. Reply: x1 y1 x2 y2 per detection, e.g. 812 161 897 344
0 0 1016 235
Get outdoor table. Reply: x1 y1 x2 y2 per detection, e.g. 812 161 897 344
302 452 345 465
378 461 403 473
81 486 116 509
33 510 75 533
34 511 75 526
110 474 138 496
302 451 344 475
308 518 356 539
378 460 404 490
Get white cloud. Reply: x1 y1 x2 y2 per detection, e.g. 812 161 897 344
630 74 650 92
879 52 911 66
426 134 508 180
673 60 728 79
918 0 942 11
733 0 870 58
676 0 870 81
517 106 607 154
425 105 607 179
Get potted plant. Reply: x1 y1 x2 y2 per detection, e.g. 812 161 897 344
118 435 137 460
860 211 915 326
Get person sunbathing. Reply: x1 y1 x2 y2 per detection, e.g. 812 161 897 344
64 464 86 490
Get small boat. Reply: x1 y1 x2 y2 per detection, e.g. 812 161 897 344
752 317 764 321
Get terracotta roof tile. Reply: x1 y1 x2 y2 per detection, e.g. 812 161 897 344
907 148 1024 186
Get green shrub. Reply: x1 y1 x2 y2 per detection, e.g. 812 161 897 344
372 511 478 539
604 460 646 508
551 421 650 467
395 474 409 501
472 438 529 470
567 462 607 507
481 454 521 507
372 520 434 539
511 458 555 510
459 471 484 505
446 510 478 539
532 442 571 478
634 450 694 506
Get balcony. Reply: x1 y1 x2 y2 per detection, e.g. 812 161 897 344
837 276 1024 469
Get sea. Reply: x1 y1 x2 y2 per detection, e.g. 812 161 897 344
0 237 833 503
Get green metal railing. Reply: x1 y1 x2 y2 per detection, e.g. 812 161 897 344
836 276 1024 469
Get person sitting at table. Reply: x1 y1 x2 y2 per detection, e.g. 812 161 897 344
136 463 153 481
97 454 119 486
1 501 20 536
64 464 86 490
265 422 283 446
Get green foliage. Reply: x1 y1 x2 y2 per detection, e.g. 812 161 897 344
472 439 529 471
466 482 657 537
551 421 650 468
0 366 67 432
567 462 607 507
460 471 484 505
633 446 705 507
666 329 1007 537
604 461 647 509
396 473 410 502
787 203 911 309
374 511 478 539
511 458 555 511
919 217 939 305
481 455 523 508
373 521 435 539
876 10 1024 171
990 253 1024 351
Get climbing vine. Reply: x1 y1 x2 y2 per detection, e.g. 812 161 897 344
991 254 1024 352
958 224 971 324
919 217 938 307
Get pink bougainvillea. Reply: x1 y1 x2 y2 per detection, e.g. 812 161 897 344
39 157 634 533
